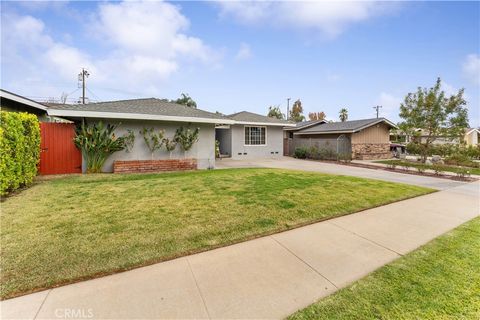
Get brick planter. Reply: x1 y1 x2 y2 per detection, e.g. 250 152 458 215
113 159 197 173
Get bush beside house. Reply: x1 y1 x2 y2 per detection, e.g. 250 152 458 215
0 111 40 195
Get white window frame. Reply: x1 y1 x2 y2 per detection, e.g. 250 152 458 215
244 126 267 146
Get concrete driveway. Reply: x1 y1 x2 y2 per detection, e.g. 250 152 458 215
2 160 479 320
215 157 468 190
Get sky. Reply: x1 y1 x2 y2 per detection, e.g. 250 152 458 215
1 0 479 126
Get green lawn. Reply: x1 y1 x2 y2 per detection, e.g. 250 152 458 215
376 159 480 175
288 217 480 320
0 168 432 299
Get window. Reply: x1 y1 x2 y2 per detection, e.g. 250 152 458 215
244 126 266 145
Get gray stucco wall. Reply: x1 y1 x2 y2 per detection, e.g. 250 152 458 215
82 119 215 172
230 124 283 159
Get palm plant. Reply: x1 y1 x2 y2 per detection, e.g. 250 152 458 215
339 108 348 122
162 137 177 159
73 121 126 173
174 126 199 157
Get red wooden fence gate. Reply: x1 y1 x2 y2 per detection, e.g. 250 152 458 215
39 123 82 175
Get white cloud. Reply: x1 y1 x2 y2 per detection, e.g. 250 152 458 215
1 1 221 100
235 42 252 60
375 92 401 119
462 54 480 85
217 1 400 38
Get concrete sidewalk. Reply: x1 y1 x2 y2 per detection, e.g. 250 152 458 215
2 179 478 319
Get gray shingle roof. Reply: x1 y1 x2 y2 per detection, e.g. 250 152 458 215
48 98 228 120
228 111 292 124
297 118 396 134
285 120 326 130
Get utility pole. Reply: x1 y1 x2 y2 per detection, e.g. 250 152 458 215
373 105 382 118
78 68 90 104
286 98 291 120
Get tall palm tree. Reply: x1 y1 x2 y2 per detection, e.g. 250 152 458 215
339 108 348 122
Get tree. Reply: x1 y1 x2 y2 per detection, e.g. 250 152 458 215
339 108 348 122
308 111 326 121
174 126 200 157
290 99 305 122
267 105 285 119
399 77 468 162
174 93 197 108
140 127 165 159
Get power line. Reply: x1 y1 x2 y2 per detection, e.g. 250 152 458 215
86 87 102 102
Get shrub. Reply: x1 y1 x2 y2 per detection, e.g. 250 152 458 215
402 162 411 171
293 147 308 159
74 121 126 173
0 111 40 195
386 162 397 170
337 153 352 163
455 167 471 180
140 127 164 157
174 126 199 155
307 146 319 159
416 166 426 174
432 164 443 175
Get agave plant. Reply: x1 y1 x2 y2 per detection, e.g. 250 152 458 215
73 121 126 173
174 126 199 157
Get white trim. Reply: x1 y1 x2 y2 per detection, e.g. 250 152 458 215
294 130 354 135
0 90 48 111
244 125 267 146
466 128 480 135
46 109 235 124
284 120 326 131
234 120 295 127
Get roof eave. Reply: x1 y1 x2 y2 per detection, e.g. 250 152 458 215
284 120 326 131
0 90 48 111
294 130 354 135
233 120 296 127
46 109 235 124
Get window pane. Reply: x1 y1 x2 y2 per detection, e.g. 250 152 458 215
245 126 266 145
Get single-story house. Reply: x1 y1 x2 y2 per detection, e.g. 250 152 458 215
45 98 237 172
216 111 295 159
464 128 479 146
46 101 295 172
285 118 397 160
393 127 479 146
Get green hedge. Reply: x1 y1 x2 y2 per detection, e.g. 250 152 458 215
0 111 41 195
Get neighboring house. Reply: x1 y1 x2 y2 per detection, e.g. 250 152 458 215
216 111 295 159
464 128 479 146
286 118 397 160
395 128 479 146
283 120 326 155
0 89 50 120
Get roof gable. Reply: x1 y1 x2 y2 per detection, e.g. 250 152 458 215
295 118 397 134
228 111 294 126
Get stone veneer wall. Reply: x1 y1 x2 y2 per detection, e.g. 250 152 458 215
113 159 197 173
352 143 391 160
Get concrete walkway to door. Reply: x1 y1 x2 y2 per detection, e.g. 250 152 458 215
2 168 479 319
